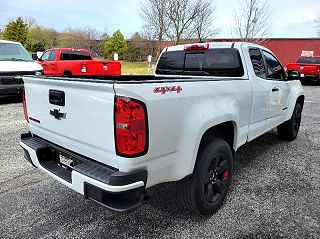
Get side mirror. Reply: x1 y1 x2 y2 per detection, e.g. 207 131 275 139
31 53 39 61
287 70 300 81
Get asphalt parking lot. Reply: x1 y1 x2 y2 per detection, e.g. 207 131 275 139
0 86 319 239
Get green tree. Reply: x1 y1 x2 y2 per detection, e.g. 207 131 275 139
125 32 143 61
25 38 45 52
125 32 155 61
103 30 126 59
3 17 29 45
29 26 58 50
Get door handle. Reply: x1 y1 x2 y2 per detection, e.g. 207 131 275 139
272 87 279 92
49 90 65 106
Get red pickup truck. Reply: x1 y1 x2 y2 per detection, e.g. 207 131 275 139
38 48 121 76
287 56 320 84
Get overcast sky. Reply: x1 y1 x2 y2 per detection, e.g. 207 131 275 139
0 0 319 38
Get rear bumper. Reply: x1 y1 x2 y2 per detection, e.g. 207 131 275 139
0 84 23 98
20 132 147 212
300 74 319 80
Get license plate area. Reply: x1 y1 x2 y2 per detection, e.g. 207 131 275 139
37 147 73 183
58 153 74 170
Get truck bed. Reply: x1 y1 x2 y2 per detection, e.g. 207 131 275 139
37 75 158 81
26 74 245 83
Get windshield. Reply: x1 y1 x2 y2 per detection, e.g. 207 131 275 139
0 43 33 61
297 57 320 64
156 48 244 77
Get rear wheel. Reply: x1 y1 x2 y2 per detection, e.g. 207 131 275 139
176 138 233 215
64 70 72 76
277 103 302 141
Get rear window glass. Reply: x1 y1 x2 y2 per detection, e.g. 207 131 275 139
156 48 244 77
60 51 92 60
297 57 320 64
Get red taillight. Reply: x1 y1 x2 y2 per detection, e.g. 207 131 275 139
115 97 148 157
80 62 87 73
22 87 28 122
184 43 209 51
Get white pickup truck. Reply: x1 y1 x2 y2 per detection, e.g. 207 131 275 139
20 42 304 215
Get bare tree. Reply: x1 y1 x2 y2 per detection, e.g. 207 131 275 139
316 20 320 37
166 0 203 44
139 0 169 54
194 0 219 42
232 0 271 41
139 0 218 47
58 27 100 54
24 17 38 29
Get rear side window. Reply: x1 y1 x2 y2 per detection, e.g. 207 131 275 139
249 48 266 79
156 48 244 77
297 57 320 64
60 51 92 60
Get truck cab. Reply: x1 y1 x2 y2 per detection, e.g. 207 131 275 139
0 40 43 98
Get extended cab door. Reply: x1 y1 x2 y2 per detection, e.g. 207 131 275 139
39 50 51 74
39 50 57 75
47 50 57 75
246 47 271 140
261 50 290 128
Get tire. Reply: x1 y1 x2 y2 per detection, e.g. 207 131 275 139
277 103 302 141
64 71 72 76
176 138 233 215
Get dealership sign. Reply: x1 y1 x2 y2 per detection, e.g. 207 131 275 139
301 51 314 57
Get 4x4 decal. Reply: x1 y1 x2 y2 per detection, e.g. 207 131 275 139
154 85 182 95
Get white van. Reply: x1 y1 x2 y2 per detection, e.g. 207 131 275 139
0 40 43 98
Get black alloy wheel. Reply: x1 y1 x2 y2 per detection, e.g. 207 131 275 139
204 154 230 203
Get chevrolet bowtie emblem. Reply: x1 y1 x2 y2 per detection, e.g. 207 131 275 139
50 109 66 120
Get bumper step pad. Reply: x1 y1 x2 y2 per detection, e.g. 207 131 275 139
20 132 148 212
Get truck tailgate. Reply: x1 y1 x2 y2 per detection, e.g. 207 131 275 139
86 61 121 76
287 63 319 74
23 76 118 168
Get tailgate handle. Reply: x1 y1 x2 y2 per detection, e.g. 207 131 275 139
49 90 65 106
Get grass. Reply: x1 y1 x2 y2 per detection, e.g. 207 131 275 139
121 61 154 75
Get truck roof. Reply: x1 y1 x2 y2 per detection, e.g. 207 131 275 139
165 41 272 52
46 48 90 52
0 39 21 45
